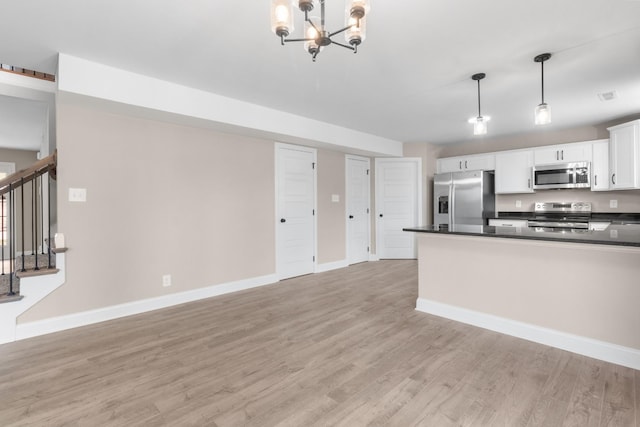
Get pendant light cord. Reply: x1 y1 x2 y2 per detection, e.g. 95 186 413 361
540 60 545 104
477 79 482 117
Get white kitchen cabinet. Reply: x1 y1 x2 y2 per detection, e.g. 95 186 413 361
437 153 495 173
591 139 610 191
495 150 534 194
608 120 640 190
488 219 528 227
533 142 592 165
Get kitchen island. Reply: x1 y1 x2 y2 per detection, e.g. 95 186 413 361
403 224 640 369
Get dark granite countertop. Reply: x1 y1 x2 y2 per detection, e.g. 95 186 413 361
403 224 640 247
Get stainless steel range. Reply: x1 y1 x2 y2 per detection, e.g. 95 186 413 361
528 202 592 231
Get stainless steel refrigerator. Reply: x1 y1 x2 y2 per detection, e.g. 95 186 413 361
433 170 495 228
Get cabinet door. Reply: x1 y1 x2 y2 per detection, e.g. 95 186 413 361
495 151 534 194
466 154 495 171
610 124 639 189
591 140 609 191
437 157 463 173
534 143 592 165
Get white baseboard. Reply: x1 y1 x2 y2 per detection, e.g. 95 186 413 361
15 273 278 341
416 298 640 371
315 259 349 273
368 253 379 261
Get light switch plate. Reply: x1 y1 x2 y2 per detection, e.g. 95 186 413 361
610 199 618 208
331 194 340 203
68 188 87 202
515 200 522 208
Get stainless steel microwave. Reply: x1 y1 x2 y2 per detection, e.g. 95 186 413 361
532 162 590 190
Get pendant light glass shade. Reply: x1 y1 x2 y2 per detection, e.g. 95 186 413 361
468 116 490 135
271 0 295 38
535 102 551 125
345 15 367 46
534 53 552 126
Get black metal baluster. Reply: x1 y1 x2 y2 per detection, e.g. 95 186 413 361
33 177 39 271
20 178 25 272
40 174 45 255
1 194 5 276
47 171 52 268
8 184 14 296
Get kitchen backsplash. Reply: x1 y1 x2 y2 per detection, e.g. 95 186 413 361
496 189 640 213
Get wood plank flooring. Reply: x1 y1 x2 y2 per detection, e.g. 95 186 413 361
0 260 638 426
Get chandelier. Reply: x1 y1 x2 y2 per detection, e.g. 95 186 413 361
271 0 370 61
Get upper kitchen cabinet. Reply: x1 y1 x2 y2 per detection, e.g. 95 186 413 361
533 141 592 165
437 153 495 173
495 150 534 194
608 120 640 190
591 139 609 191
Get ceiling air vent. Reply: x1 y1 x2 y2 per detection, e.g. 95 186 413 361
597 91 618 102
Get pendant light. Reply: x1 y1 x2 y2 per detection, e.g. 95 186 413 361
534 53 552 125
468 73 490 136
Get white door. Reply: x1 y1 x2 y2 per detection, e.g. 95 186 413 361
346 155 370 265
276 144 316 280
375 158 422 259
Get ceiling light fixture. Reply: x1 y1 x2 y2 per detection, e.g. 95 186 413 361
468 73 490 136
270 0 370 62
534 53 552 125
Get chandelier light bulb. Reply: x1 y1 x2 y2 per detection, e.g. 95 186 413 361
271 0 294 38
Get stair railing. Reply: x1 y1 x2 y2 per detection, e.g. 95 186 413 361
0 151 57 297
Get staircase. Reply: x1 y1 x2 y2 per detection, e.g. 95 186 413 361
0 152 57 304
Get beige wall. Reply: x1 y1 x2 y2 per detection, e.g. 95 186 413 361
417 233 640 351
317 149 345 264
19 100 350 323
0 147 39 171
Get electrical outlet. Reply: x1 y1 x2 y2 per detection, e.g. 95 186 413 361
610 199 618 208
162 274 172 287
331 194 340 203
68 188 87 202
515 200 522 208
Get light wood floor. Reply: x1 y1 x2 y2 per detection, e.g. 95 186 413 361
0 260 638 426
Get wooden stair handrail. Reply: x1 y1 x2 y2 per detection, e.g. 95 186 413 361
0 150 57 196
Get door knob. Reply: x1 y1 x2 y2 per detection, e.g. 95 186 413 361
280 218 286 223
379 214 383 218
349 215 354 219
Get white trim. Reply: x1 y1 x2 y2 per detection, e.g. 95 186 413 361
15 273 278 341
368 253 380 261
315 259 349 273
416 298 640 371
57 54 402 157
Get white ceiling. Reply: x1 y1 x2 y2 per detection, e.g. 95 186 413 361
1 0 640 147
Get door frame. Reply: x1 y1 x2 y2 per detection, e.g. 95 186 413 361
345 155 371 265
274 142 318 280
374 157 423 259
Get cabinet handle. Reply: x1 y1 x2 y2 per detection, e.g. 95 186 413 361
595 175 597 187
465 160 468 169
556 151 559 161
528 178 531 188
612 174 616 185
459 161 462 170
561 150 564 160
